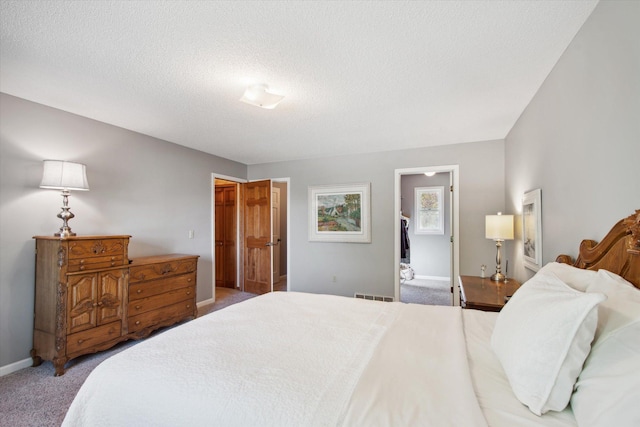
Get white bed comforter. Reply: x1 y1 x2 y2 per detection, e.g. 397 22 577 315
63 292 487 427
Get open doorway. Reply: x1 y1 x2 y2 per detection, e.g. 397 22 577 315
214 178 238 290
394 166 460 305
211 174 289 302
271 180 288 292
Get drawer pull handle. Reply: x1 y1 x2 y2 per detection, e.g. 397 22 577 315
77 339 84 344
136 289 142 294
186 291 191 295
79 260 85 264
186 304 191 309
135 320 141 325
187 278 192 282
135 305 141 310
80 266 85 271
111 257 115 261
111 262 115 266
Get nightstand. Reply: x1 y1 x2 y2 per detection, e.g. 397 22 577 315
458 275 521 312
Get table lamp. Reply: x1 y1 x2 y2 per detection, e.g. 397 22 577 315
40 160 90 237
486 212 514 281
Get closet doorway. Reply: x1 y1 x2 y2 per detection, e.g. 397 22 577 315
214 178 238 288
394 166 460 306
211 174 289 299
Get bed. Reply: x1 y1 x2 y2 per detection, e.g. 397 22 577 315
62 211 640 426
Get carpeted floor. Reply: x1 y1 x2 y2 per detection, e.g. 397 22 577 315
400 278 452 306
0 287 257 427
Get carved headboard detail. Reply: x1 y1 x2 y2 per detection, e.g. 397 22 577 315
556 210 640 289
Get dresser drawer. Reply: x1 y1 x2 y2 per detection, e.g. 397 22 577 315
68 254 126 272
128 285 195 316
128 300 195 333
129 272 196 301
67 238 127 260
129 258 197 283
67 321 122 356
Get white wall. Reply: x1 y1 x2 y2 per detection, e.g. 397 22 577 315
401 173 451 277
249 139 506 298
505 0 640 283
0 93 247 369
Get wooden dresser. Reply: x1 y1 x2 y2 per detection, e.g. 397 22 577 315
128 254 198 337
32 235 199 376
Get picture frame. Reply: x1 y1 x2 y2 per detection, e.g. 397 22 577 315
415 186 444 235
308 183 371 243
522 188 542 271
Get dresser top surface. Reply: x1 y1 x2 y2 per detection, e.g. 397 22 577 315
33 235 132 240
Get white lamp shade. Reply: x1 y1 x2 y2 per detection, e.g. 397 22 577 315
40 160 90 191
239 84 284 109
486 213 514 240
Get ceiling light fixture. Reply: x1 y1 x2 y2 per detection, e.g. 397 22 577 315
424 172 436 177
239 84 284 109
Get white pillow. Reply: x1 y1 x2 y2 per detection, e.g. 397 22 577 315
571 270 640 426
587 269 640 341
571 321 640 427
491 273 605 415
537 262 597 291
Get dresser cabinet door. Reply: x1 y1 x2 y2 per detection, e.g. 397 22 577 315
67 273 98 334
97 269 126 325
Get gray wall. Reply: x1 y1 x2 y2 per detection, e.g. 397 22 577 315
505 0 640 283
400 173 451 278
0 93 247 369
249 139 506 298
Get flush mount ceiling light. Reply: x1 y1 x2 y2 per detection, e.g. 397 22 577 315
239 84 284 109
424 172 437 177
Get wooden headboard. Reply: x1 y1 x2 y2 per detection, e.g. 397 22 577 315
556 210 640 289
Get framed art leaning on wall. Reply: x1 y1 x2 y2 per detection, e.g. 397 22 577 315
308 183 371 243
522 188 542 271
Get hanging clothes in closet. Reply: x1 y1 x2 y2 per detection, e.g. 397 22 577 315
401 216 410 263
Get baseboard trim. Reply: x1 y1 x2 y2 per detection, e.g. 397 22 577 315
414 275 451 281
0 357 33 377
197 297 215 307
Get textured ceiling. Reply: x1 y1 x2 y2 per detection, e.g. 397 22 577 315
0 1 598 165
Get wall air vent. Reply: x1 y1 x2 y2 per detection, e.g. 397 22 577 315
354 293 394 302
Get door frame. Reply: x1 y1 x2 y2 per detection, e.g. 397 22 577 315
266 177 290 291
211 173 247 302
394 165 460 305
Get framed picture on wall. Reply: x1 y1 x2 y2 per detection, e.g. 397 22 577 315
522 188 542 271
308 183 371 243
415 186 444 235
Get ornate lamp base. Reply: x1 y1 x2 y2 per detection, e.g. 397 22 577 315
54 190 77 237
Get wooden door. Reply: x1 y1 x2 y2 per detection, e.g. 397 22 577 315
97 269 125 325
272 186 281 284
215 185 237 288
223 186 237 288
214 187 225 287
244 180 272 294
67 273 97 334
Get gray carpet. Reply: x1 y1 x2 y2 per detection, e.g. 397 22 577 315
400 278 452 306
0 288 257 427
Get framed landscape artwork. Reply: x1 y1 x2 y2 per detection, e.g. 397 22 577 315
415 186 444 235
522 188 542 271
308 183 371 243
